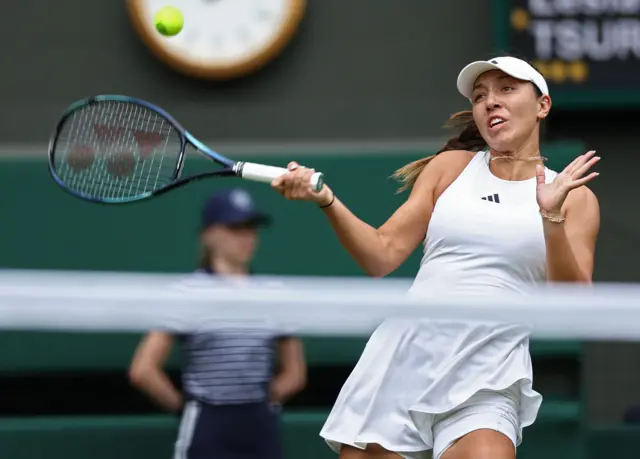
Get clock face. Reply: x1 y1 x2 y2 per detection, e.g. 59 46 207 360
128 0 305 79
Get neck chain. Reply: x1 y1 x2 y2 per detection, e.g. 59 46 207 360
489 152 547 162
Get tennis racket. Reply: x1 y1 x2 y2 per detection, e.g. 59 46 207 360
47 95 324 204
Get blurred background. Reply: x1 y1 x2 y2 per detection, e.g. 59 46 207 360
1 0 640 458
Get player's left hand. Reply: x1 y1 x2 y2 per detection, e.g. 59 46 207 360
536 150 600 217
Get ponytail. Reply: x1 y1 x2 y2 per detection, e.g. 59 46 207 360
392 110 486 192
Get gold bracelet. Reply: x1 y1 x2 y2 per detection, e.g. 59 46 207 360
539 209 566 223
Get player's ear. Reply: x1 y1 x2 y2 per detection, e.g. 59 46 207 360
537 94 551 120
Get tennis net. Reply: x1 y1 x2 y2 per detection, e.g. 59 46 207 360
1 269 640 459
1 269 640 339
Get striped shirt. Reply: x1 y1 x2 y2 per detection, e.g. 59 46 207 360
179 327 285 405
177 269 289 405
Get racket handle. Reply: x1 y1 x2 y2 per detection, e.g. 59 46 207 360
237 162 325 192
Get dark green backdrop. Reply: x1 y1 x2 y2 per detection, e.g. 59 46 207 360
0 144 581 275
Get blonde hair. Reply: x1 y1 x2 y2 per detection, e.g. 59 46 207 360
392 111 486 193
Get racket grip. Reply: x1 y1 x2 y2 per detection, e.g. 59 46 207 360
238 162 325 192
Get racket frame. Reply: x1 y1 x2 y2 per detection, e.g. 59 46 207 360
48 95 323 204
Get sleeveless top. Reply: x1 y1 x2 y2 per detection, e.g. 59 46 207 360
411 149 555 295
320 150 555 449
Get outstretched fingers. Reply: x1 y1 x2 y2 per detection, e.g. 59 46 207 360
564 150 596 175
571 155 600 180
569 172 600 189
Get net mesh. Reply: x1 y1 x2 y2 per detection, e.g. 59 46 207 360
2 269 640 459
52 101 183 201
2 269 639 339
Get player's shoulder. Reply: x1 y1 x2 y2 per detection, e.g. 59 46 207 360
414 149 477 190
430 149 477 168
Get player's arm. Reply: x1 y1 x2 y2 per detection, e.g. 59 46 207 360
544 187 600 283
315 151 473 277
270 336 307 404
129 331 183 413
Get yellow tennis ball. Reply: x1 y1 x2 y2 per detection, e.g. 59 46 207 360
154 6 184 37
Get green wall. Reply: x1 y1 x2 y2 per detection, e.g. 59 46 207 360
0 143 582 276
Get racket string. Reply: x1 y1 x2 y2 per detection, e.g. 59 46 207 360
53 100 182 201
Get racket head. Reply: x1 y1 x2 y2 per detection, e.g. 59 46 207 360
48 95 196 204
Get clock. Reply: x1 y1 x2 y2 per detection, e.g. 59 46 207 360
126 0 306 80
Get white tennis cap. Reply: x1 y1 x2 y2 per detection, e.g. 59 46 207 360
456 56 549 100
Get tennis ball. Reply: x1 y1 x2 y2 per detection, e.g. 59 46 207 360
154 6 184 37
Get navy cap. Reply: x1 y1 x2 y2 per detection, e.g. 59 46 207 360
201 188 271 229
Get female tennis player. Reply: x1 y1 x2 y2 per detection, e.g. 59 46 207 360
272 56 600 459
128 188 307 459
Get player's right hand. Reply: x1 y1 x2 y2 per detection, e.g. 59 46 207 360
272 161 333 206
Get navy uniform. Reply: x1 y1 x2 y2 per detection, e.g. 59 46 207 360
173 189 286 459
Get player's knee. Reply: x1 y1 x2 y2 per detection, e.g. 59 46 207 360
441 429 515 459
339 443 400 459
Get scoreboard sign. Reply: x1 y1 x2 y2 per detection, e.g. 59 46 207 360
495 0 640 107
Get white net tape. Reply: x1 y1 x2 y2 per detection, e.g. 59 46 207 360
1 269 639 339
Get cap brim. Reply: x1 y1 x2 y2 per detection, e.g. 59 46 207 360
457 61 535 100
202 211 271 229
457 61 502 99
225 212 272 227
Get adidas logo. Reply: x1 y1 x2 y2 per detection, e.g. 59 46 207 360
481 193 500 203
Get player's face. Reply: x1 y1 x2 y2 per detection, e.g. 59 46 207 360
203 223 259 266
471 70 550 153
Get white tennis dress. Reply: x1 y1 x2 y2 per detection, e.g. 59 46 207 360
320 150 557 458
